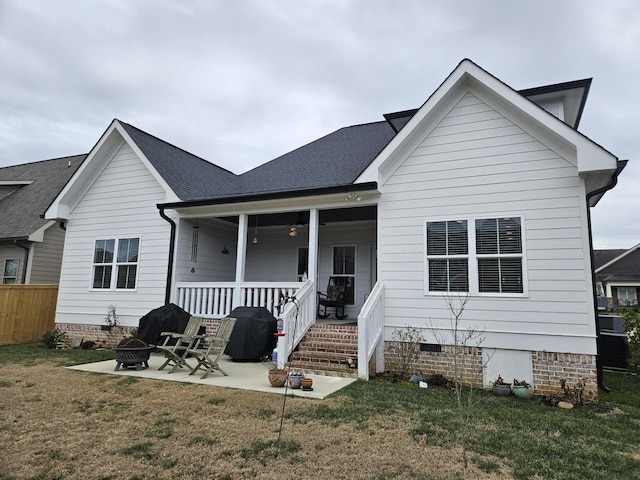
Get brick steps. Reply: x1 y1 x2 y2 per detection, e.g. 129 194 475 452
289 324 358 378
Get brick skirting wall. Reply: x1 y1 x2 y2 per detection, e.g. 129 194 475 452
386 342 484 386
56 323 137 348
57 319 226 348
384 341 598 398
531 351 597 396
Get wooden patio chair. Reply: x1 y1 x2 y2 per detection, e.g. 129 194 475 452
317 276 348 320
187 316 237 379
156 315 204 373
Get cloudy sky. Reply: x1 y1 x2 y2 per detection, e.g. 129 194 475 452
1 0 638 249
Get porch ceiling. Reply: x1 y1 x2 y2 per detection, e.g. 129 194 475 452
217 205 377 227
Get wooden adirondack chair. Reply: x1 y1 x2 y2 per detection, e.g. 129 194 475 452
187 317 237 379
156 315 204 373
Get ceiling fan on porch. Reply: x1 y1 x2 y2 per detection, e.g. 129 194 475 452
286 212 324 237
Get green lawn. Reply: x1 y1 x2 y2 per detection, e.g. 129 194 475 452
296 371 640 480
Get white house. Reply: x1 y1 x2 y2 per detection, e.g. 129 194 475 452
44 59 625 395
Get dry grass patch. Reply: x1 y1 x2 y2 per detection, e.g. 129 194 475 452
0 361 510 480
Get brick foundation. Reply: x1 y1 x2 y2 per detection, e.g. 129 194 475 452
385 342 484 386
531 351 597 397
56 319 228 349
384 341 598 398
56 323 137 348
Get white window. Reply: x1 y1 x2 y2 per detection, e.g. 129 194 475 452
426 220 469 292
92 238 139 290
476 217 523 294
333 245 355 304
425 216 525 295
3 259 19 284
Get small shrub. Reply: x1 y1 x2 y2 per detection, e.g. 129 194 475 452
389 324 425 379
620 309 640 373
104 304 119 329
42 329 65 349
425 373 451 388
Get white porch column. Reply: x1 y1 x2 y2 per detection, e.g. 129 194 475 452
307 208 319 327
233 213 248 308
307 208 319 284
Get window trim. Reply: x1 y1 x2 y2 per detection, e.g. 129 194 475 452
424 214 527 297
3 258 19 284
425 219 469 293
90 237 140 291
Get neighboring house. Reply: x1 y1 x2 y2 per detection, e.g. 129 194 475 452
0 155 85 284
44 59 626 395
595 244 640 311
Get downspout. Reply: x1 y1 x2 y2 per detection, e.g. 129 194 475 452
15 240 30 284
585 159 628 393
158 206 176 305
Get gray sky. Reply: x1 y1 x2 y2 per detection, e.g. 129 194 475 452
1 0 638 249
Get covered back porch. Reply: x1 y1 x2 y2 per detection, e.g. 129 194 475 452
162 197 385 378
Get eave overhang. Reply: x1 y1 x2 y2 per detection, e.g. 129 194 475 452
158 182 379 216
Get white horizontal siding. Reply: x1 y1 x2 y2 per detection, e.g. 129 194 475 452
176 218 237 282
380 91 593 353
55 144 171 327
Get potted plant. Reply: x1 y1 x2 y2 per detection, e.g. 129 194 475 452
263 356 288 387
511 378 534 399
288 372 303 389
492 375 511 396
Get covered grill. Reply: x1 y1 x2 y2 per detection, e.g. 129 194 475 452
137 303 193 345
224 306 278 361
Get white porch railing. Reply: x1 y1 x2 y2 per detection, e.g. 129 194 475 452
176 281 303 319
357 281 385 379
276 280 315 369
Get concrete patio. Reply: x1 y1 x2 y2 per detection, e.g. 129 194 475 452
67 352 356 399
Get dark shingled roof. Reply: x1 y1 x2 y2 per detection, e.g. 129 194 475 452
238 121 395 197
595 246 640 283
119 122 240 201
0 155 85 240
593 249 628 270
120 120 396 202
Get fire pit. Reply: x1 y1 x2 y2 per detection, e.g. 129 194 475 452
113 338 155 371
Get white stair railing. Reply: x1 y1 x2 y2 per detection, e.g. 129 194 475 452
357 281 385 379
276 280 315 369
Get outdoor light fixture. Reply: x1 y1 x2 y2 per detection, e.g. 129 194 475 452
289 226 298 237
221 246 230 255
345 192 361 202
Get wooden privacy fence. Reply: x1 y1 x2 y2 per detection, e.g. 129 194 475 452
0 285 58 345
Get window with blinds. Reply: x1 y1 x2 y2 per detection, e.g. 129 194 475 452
426 220 469 292
476 217 523 293
425 216 524 295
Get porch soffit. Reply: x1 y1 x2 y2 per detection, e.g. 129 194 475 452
162 187 380 220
